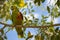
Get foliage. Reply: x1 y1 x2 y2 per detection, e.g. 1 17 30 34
0 0 60 40
56 0 60 7
34 0 45 6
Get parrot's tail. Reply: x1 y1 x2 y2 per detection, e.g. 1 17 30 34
18 35 22 38
15 26 24 38
18 32 24 38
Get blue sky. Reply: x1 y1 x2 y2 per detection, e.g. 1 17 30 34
0 0 60 40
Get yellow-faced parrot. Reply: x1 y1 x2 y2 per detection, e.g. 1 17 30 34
11 6 24 38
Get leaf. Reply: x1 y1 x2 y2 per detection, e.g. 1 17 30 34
14 0 20 5
0 7 2 10
29 2 31 6
51 12 54 16
55 27 59 32
0 13 6 18
28 20 32 22
34 18 39 23
34 0 38 3
48 27 54 32
47 6 50 13
28 31 31 37
58 12 60 16
35 35 42 40
31 6 33 8
41 0 45 3
25 17 28 21
31 10 35 12
55 13 59 18
56 35 60 40
0 0 5 1
42 15 46 19
51 35 55 40
23 11 26 15
56 0 60 7
30 14 34 19
34 0 41 6
38 1 40 6
0 0 5 5
4 35 7 39
6 13 11 21
23 28 26 31
0 29 4 36
34 0 36 4
26 31 33 40
0 36 3 40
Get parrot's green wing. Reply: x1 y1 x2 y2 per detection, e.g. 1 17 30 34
15 26 24 38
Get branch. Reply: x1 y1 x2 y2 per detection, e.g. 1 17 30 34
0 22 60 28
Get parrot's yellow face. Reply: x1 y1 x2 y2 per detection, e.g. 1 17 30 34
11 6 18 11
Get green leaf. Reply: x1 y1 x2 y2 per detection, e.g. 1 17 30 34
4 36 7 39
58 12 60 16
55 27 59 32
26 32 33 40
0 29 4 35
31 10 35 12
41 0 45 3
0 36 3 40
23 21 26 23
28 31 32 37
34 0 38 3
51 35 55 40
23 11 26 15
31 6 33 8
0 0 5 5
56 0 60 7
51 12 54 16
35 35 42 40
42 15 45 18
6 13 11 21
29 2 31 6
0 13 6 18
56 35 60 40
28 20 32 22
47 6 50 13
34 18 39 22
23 28 26 31
30 14 34 19
38 1 40 6
0 0 5 1
25 17 28 21
34 0 41 6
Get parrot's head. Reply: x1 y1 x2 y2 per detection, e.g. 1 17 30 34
11 6 18 11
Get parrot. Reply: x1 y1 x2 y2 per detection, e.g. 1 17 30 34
11 6 24 38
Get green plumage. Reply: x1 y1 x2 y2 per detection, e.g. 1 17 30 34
11 6 24 38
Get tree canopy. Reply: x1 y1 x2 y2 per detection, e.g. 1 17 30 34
0 0 60 40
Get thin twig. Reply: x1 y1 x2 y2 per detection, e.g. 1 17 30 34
0 22 12 27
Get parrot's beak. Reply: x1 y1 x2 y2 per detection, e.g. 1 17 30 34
11 6 18 11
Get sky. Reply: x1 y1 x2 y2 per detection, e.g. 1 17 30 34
0 0 60 40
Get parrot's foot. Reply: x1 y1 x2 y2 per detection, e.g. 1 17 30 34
11 25 15 30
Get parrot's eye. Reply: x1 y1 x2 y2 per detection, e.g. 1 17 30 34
11 6 14 10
